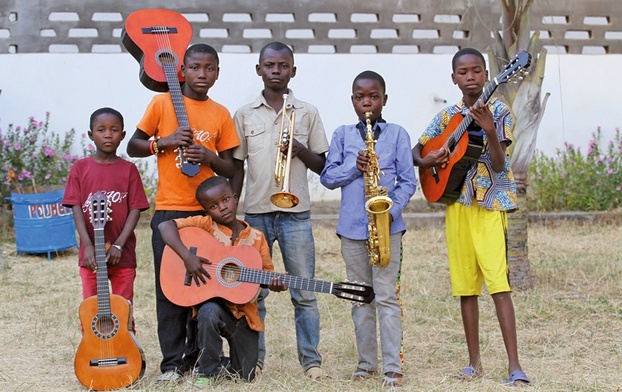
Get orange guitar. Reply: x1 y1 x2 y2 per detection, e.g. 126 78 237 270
74 192 145 391
419 51 531 204
121 9 199 177
121 9 191 92
161 227 375 307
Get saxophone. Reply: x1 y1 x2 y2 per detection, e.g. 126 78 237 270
363 111 393 268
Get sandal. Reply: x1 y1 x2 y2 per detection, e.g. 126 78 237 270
382 372 403 387
457 365 482 380
503 369 530 386
351 367 378 381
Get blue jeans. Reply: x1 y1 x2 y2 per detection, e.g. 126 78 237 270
245 211 322 371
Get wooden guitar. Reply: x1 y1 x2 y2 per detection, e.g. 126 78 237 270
122 9 200 177
161 227 375 307
419 51 531 204
74 192 145 391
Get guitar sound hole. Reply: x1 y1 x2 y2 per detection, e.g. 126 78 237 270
93 314 119 338
220 263 241 283
157 50 177 66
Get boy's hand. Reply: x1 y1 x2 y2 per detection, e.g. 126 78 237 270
281 138 304 159
268 275 288 292
423 147 449 168
183 253 212 286
84 244 97 272
161 126 194 149
106 245 122 265
184 144 216 164
468 100 495 136
356 150 371 172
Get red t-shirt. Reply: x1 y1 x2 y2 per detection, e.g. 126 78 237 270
62 157 150 268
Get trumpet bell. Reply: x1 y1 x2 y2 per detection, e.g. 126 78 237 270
270 192 300 208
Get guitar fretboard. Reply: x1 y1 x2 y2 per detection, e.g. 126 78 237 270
447 80 499 148
239 268 334 295
94 227 112 315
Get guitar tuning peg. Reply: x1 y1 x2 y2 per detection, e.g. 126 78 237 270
107 216 112 221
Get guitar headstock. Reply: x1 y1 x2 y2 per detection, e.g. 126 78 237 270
89 191 111 229
332 281 375 305
495 50 531 85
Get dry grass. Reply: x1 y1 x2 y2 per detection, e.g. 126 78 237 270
0 220 621 391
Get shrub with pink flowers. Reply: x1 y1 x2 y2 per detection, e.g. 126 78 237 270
1 113 89 199
528 127 622 211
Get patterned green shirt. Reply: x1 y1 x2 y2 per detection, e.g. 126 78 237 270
419 98 518 211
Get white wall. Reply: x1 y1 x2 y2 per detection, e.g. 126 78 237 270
1 53 621 201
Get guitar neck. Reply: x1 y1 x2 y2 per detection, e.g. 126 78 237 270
450 80 500 143
94 227 111 313
238 268 334 295
162 62 190 128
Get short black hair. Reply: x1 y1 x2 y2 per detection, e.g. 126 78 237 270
196 176 231 201
89 107 124 130
184 43 219 64
452 47 487 72
352 70 386 94
259 41 294 63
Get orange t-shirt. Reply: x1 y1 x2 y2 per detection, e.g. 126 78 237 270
173 215 274 332
137 93 239 210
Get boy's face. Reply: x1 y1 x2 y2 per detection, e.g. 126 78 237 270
198 183 238 226
88 113 125 154
181 52 220 99
256 48 296 91
351 78 387 123
451 54 488 99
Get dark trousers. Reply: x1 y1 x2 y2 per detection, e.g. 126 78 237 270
197 301 258 382
151 209 204 373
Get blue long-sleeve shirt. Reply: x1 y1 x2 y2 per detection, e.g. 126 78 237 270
320 121 418 240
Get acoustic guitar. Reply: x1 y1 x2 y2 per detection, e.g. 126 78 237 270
419 51 531 204
161 227 375 307
74 192 145 391
121 9 200 177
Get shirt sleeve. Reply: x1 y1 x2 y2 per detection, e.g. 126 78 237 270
388 128 418 220
320 126 362 190
62 160 83 207
128 163 150 211
215 107 240 152
232 109 248 161
306 106 329 154
173 215 212 231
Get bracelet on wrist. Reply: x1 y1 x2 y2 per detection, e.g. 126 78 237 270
149 139 156 155
112 244 123 252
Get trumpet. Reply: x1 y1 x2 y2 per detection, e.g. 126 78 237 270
270 93 300 208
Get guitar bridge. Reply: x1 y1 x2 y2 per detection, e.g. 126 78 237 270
89 357 128 367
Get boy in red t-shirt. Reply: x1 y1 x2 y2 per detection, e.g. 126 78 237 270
63 107 150 331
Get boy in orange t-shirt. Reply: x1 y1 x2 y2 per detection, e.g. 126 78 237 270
127 44 239 382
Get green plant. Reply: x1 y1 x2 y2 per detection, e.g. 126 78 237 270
528 127 622 211
1 113 88 197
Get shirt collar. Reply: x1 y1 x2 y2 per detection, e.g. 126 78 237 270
251 88 300 110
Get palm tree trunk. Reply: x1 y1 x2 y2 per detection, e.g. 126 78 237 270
507 173 533 290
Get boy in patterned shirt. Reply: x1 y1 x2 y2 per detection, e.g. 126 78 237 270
412 48 530 387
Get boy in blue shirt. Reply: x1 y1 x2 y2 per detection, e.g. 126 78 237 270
320 70 417 387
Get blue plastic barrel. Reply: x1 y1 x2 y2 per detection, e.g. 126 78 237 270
6 189 77 260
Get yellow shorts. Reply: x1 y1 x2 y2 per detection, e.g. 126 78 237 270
445 202 510 296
